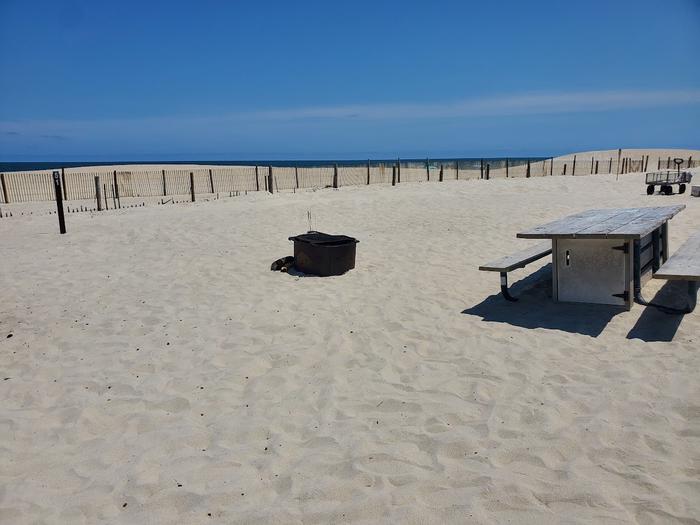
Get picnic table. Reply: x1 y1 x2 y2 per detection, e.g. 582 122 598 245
517 205 685 309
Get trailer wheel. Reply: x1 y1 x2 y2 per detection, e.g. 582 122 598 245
646 184 655 195
679 184 686 194
662 185 673 195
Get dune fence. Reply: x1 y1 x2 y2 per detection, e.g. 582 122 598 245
1 154 698 206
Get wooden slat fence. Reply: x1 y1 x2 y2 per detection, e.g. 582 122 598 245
2 155 695 205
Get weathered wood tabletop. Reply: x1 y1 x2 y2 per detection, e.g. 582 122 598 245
517 205 685 240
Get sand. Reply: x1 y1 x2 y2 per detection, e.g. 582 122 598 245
555 148 700 161
1 169 699 524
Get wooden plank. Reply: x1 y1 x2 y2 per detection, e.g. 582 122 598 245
575 206 683 238
574 208 645 236
479 241 552 272
517 208 617 238
605 205 685 239
518 206 685 239
653 230 700 281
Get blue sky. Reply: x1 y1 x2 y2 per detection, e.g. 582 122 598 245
0 0 699 160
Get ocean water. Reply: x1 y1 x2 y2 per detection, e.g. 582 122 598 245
0 157 547 173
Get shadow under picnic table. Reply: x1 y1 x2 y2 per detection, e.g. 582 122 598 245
462 264 624 337
626 280 687 342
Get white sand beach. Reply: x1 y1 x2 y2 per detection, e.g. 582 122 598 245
1 167 700 524
554 148 700 161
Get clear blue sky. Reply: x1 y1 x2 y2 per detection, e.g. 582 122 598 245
1 0 699 160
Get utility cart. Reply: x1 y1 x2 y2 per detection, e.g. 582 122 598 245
646 158 693 195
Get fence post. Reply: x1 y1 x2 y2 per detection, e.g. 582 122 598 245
486 163 490 180
506 158 509 178
480 158 484 179
113 170 121 208
333 164 338 188
397 158 401 184
563 163 567 175
61 167 67 200
590 156 594 174
439 164 444 182
550 158 554 176
52 171 66 234
104 184 109 210
255 166 260 191
95 176 102 211
572 155 576 175
162 169 167 196
295 166 299 189
526 159 531 178
595 160 599 174
209 169 214 193
190 172 195 202
367 160 371 185
456 159 459 180
0 173 8 203
616 149 622 176
268 166 273 194
391 165 396 186
426 158 430 181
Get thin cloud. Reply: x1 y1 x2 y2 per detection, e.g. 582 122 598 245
1 89 699 135
252 89 700 120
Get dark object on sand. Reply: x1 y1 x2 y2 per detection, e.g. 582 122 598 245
645 159 692 195
288 231 359 276
271 256 295 272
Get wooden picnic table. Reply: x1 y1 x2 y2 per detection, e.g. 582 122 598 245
517 205 685 309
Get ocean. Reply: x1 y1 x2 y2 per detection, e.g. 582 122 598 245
0 157 548 173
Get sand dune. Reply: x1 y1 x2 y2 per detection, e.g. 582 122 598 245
555 148 699 160
1 170 699 523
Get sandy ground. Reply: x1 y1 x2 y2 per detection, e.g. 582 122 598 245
1 171 699 524
555 148 699 161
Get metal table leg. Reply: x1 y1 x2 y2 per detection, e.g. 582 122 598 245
652 227 661 273
661 222 669 263
499 272 518 302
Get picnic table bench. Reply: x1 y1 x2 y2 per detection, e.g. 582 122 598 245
479 205 688 310
653 230 700 313
479 242 552 301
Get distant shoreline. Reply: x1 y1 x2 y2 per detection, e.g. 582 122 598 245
0 157 546 173
1 148 697 173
